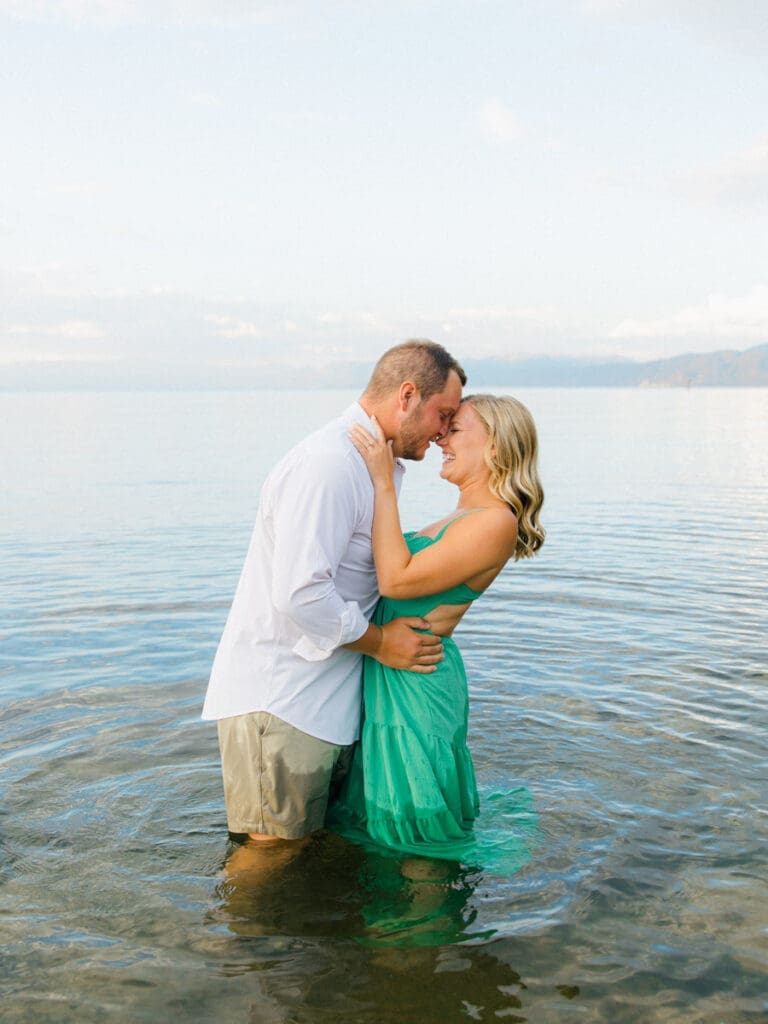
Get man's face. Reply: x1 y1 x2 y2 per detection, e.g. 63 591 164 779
395 370 463 460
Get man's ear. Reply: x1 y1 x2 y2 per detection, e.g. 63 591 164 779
398 380 418 411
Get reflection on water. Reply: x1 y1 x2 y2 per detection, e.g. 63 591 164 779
215 831 488 946
1 388 767 1022
212 833 536 1022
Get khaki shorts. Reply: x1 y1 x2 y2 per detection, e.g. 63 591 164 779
217 711 353 839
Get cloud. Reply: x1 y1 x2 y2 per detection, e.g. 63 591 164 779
479 99 525 144
316 311 391 332
0 0 301 27
0 319 111 364
310 305 565 358
415 305 567 356
691 136 768 207
438 305 563 329
609 285 768 341
5 285 764 384
578 0 630 12
205 315 266 339
577 0 768 56
185 91 222 109
205 314 306 339
2 319 106 339
0 350 115 364
47 181 105 198
203 303 571 364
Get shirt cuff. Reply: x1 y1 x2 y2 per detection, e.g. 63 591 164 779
291 602 369 662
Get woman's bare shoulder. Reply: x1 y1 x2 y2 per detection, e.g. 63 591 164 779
461 505 518 539
419 505 516 541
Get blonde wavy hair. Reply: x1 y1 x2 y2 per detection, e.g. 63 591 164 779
464 394 545 560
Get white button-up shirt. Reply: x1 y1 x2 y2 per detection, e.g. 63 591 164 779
201 403 404 745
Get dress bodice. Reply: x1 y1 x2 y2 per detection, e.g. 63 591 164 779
372 524 484 624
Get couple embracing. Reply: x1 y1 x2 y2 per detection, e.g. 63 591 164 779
202 340 544 866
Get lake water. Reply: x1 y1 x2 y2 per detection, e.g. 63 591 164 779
1 387 767 1023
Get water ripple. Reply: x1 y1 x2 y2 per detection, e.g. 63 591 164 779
2 389 767 1023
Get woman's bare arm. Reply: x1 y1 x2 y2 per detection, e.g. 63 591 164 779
349 418 517 600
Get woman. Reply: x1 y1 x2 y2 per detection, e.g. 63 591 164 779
327 394 545 864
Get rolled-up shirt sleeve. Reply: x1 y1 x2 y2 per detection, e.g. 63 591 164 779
269 448 370 661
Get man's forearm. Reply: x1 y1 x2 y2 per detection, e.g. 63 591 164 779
344 622 384 658
343 618 443 673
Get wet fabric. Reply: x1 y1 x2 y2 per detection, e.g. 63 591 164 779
327 523 537 871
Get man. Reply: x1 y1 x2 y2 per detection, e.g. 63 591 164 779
202 339 466 844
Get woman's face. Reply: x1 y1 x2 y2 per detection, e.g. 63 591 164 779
436 402 490 485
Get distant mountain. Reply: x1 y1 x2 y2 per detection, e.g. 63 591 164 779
463 342 768 387
3 342 767 390
634 343 768 387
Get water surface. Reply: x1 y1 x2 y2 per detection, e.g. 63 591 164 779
2 388 767 1022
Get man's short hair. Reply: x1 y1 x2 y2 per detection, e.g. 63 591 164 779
364 339 467 401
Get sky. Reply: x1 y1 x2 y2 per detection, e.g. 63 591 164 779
1 0 768 386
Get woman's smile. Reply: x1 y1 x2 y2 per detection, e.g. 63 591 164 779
438 402 489 482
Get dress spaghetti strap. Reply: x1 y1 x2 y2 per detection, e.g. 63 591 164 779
432 508 487 542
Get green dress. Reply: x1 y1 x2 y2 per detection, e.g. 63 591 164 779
327 520 486 862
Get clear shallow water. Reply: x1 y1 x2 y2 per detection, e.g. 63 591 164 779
1 388 767 1023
